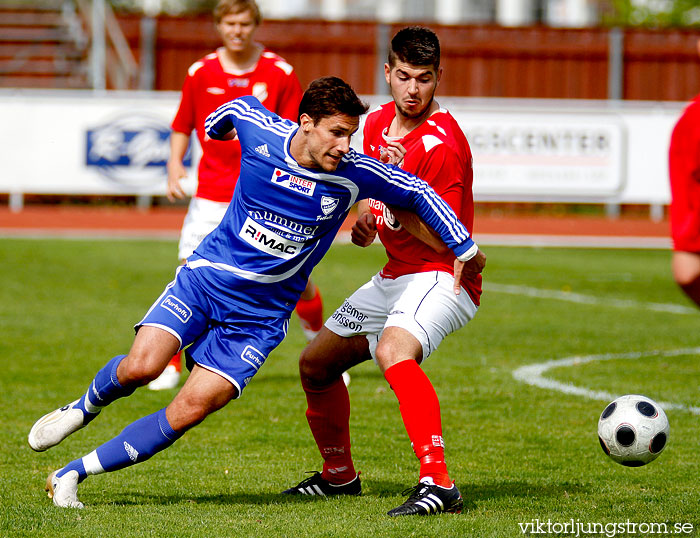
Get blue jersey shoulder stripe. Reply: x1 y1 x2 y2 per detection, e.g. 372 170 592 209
205 99 293 139
232 99 295 136
205 100 291 138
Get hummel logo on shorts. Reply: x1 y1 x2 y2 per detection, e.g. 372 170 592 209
255 144 270 157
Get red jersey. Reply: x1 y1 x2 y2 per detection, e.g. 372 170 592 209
669 94 700 252
171 49 302 203
363 102 481 305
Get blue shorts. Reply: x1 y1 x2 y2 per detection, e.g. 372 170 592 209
137 265 289 398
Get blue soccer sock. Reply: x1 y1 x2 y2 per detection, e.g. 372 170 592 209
73 355 137 423
57 408 182 483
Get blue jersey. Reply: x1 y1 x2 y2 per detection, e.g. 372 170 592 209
192 96 475 317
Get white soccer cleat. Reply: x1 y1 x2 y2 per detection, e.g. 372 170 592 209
28 399 86 452
342 371 351 386
147 364 181 391
46 470 84 509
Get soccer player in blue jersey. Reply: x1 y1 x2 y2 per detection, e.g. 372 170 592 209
28 76 483 509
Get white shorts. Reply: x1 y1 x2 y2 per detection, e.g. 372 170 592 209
178 197 230 260
325 271 478 361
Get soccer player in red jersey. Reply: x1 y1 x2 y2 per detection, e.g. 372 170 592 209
149 0 324 390
669 39 700 309
283 26 485 516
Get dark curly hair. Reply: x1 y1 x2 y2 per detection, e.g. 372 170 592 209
298 76 369 124
388 26 440 71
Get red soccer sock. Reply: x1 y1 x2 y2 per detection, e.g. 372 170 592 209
303 376 356 483
384 360 451 488
295 285 324 333
168 352 182 372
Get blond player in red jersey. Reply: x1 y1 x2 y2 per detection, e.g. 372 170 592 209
669 39 700 309
283 26 486 516
149 0 324 390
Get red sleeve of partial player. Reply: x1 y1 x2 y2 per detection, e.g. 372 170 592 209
273 71 303 122
669 98 700 252
362 109 381 156
171 72 195 134
410 143 467 221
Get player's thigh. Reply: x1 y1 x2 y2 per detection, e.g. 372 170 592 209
385 271 478 360
178 197 229 260
136 265 211 352
186 311 289 400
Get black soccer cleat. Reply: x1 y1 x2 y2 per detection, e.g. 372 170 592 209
282 471 361 496
387 479 463 516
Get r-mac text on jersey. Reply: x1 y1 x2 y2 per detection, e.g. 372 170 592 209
242 224 299 256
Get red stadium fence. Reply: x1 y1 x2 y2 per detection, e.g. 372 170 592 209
113 15 700 101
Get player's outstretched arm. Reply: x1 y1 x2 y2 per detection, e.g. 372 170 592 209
386 205 448 254
204 101 240 141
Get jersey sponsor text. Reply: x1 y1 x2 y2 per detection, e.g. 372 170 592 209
239 217 302 259
271 168 316 196
160 294 193 323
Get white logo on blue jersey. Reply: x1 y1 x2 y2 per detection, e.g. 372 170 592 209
255 143 270 157
271 168 316 196
240 345 266 371
321 196 339 215
239 217 302 259
160 294 192 322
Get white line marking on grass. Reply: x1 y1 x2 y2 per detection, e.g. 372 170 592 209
477 234 671 249
488 283 697 315
513 348 700 415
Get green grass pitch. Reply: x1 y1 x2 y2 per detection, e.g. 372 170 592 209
1 238 699 537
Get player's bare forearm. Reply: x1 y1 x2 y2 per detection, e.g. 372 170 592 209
387 205 449 254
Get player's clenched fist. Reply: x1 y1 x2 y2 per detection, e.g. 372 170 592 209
351 212 378 247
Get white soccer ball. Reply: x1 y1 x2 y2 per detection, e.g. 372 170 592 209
597 394 669 467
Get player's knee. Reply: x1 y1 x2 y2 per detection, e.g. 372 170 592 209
168 394 219 431
120 351 167 385
299 346 329 387
375 338 399 366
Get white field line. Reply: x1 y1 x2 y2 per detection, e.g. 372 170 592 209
488 282 697 315
503 281 700 412
512 349 700 415
476 233 671 249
